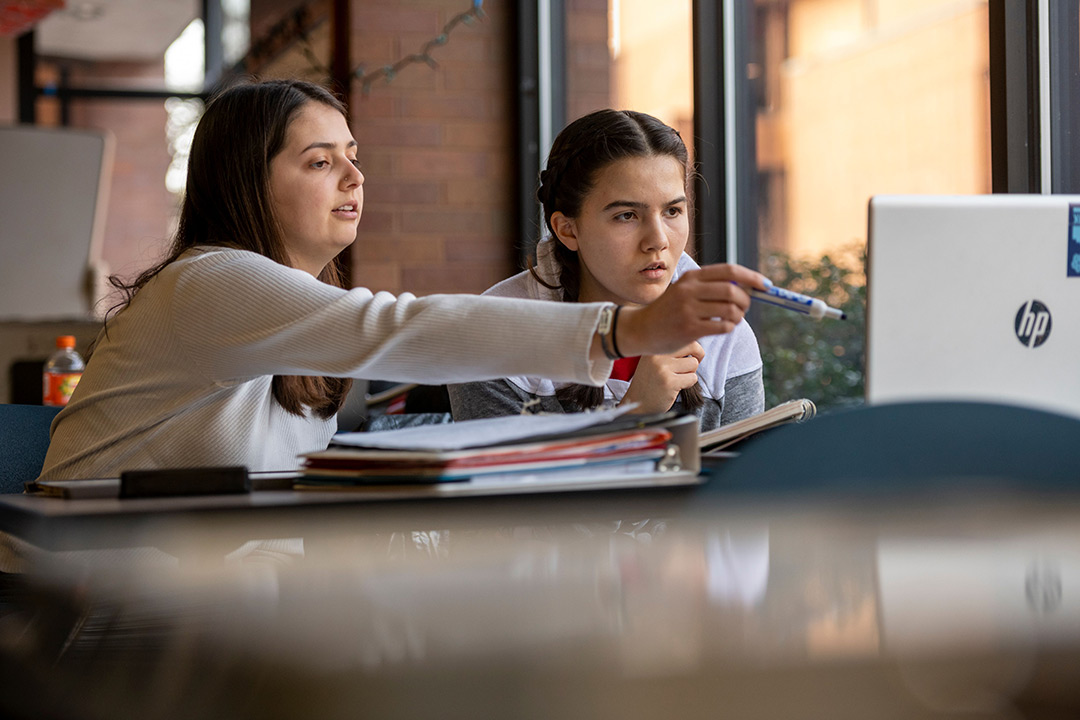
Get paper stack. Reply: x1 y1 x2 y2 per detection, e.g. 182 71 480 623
299 407 697 486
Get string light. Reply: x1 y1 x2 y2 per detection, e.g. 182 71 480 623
231 0 485 96
352 0 485 96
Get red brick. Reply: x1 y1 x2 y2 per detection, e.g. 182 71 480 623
400 209 490 234
357 121 441 147
571 43 611 68
352 8 440 34
443 68 510 93
364 181 440 204
444 177 508 206
443 235 516 266
401 263 507 294
357 208 395 233
395 31 495 65
352 261 402 293
349 93 397 119
442 122 506 149
354 235 445 264
567 13 608 42
352 150 394 178
397 150 488 178
569 0 609 10
399 95 491 120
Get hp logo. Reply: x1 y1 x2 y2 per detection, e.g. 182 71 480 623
1015 300 1052 348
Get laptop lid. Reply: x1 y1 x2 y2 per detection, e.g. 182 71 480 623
866 194 1080 418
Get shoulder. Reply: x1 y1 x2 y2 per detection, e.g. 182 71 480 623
696 320 763 398
166 247 318 291
482 270 533 298
672 252 700 281
482 267 561 302
169 247 289 276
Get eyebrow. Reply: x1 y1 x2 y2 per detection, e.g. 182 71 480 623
602 196 687 211
300 140 358 153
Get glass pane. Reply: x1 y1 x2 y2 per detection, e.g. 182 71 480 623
565 0 694 152
32 1 250 289
562 0 694 249
749 0 991 411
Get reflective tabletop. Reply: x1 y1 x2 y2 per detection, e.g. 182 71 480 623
1 484 1078 720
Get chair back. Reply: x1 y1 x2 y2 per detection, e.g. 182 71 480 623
706 401 1080 497
0 404 61 493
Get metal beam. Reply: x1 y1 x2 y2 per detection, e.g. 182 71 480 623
203 0 225 90
17 30 35 123
1049 0 1080 192
692 0 726 264
989 0 1041 192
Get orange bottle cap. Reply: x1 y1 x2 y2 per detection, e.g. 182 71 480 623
56 335 76 349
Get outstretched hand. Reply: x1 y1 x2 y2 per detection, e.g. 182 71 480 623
616 263 768 358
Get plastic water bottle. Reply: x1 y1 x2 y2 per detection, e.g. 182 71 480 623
43 336 85 407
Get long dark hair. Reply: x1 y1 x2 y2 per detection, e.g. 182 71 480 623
107 79 352 419
531 109 703 411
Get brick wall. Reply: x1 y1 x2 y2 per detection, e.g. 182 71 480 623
344 1 517 295
566 0 612 123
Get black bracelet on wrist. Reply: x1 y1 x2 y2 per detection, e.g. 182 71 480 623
610 304 624 359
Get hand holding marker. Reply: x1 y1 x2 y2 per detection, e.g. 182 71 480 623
748 279 846 320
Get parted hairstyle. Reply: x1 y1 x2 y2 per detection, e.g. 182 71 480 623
106 79 352 419
531 108 703 411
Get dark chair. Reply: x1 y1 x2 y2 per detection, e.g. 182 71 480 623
705 401 1080 497
0 404 61 493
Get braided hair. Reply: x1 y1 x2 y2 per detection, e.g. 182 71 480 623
529 109 704 412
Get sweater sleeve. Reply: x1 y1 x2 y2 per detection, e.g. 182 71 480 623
720 367 765 424
166 250 613 386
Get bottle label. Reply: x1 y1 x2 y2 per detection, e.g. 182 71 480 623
43 372 82 406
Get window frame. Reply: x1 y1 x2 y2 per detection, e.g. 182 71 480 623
522 0 1073 266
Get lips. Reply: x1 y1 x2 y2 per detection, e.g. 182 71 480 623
332 202 359 220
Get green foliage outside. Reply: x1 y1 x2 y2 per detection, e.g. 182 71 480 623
755 245 867 413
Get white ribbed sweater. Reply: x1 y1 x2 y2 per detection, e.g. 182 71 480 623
39 248 612 480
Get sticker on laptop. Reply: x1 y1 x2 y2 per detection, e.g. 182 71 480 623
1069 204 1080 276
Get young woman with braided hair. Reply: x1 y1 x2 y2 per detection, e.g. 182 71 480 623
448 109 765 430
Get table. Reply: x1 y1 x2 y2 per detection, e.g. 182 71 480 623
0 476 1078 720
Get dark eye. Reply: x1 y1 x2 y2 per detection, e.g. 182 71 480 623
615 211 635 221
665 206 683 217
310 160 329 169
350 159 361 170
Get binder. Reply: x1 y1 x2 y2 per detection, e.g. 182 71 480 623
700 398 817 453
299 408 700 485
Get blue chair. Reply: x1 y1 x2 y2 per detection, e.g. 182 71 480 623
705 401 1080 497
0 404 61 493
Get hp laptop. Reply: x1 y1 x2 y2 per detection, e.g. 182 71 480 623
866 194 1080 418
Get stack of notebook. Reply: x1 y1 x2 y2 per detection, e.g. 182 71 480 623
299 407 696 486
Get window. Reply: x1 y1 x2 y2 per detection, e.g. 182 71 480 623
742 0 992 410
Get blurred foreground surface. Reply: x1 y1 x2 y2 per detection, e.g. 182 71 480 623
1 486 1078 720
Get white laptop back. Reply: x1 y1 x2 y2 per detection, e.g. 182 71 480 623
866 194 1080 418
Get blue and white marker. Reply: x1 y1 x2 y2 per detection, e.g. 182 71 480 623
748 280 846 321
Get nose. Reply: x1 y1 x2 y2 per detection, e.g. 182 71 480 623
342 162 364 189
641 213 668 252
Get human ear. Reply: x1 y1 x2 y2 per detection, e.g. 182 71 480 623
550 212 580 252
